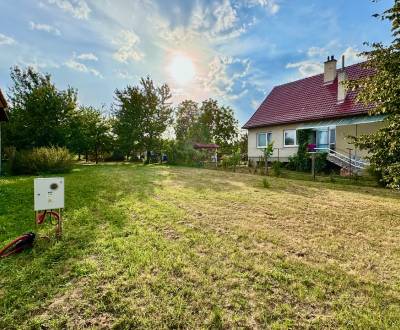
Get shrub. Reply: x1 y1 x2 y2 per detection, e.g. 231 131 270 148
262 178 270 188
272 161 282 177
163 141 204 166
315 152 328 173
7 147 73 175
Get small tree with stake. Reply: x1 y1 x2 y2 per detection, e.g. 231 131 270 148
263 142 274 175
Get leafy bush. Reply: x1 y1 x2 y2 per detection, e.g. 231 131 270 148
221 148 241 171
314 152 328 173
287 154 310 171
272 161 282 177
163 141 205 166
7 147 73 175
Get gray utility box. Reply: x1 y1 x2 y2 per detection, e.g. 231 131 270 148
34 177 64 211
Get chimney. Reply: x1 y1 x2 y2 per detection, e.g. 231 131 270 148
323 55 337 84
337 55 347 103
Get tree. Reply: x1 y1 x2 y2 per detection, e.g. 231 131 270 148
113 77 173 162
347 1 400 188
113 85 145 159
68 106 112 162
191 99 239 153
175 100 201 142
4 66 77 150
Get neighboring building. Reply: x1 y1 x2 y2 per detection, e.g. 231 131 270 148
0 88 9 175
243 56 383 170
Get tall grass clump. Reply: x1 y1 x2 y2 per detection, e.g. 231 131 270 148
7 146 73 175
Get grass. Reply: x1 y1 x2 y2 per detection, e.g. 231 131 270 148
1 164 400 329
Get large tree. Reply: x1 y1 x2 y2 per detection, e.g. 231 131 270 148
68 106 113 162
348 1 400 188
4 66 77 150
113 77 173 161
196 99 239 152
175 100 201 142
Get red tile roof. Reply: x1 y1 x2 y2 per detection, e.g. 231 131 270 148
243 62 374 129
193 143 219 149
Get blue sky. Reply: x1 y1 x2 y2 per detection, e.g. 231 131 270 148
0 0 393 125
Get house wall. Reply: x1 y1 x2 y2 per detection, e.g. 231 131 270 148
336 121 384 159
248 120 384 162
248 123 299 162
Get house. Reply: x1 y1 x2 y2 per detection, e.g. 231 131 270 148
243 56 384 171
0 88 9 175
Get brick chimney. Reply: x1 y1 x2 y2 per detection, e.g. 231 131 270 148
337 55 347 103
323 55 337 84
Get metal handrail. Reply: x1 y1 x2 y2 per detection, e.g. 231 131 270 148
314 147 369 169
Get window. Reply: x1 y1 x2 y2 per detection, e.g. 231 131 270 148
257 132 273 148
284 129 297 147
329 127 336 145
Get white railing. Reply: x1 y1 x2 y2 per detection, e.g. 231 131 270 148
315 147 369 170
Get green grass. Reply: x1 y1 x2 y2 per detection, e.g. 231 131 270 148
1 164 400 329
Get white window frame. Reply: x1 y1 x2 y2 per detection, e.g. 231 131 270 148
256 132 273 149
283 129 297 147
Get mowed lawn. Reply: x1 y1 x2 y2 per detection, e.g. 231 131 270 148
1 165 400 329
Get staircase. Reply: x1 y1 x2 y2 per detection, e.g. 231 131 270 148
316 148 369 175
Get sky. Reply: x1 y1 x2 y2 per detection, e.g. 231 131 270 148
0 0 394 125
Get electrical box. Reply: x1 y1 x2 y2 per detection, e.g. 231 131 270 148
34 178 64 211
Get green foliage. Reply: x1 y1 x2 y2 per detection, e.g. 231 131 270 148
175 100 201 142
6 146 73 175
221 148 241 171
262 177 270 188
3 66 77 150
345 2 400 189
69 106 114 163
272 161 282 177
113 77 173 161
175 99 239 155
287 130 313 172
163 140 204 166
315 152 328 173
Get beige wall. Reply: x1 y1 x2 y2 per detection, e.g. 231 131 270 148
248 123 299 161
248 120 384 161
336 121 384 158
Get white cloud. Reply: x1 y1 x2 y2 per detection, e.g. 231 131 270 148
112 30 144 63
307 46 328 58
201 55 251 99
214 0 238 33
286 61 323 77
341 47 366 65
65 58 103 78
30 21 61 36
75 52 98 61
45 0 90 20
19 58 60 70
245 0 280 14
0 33 16 45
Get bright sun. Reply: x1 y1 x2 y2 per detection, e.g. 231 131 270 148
168 54 196 85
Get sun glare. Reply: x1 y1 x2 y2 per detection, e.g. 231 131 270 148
168 54 196 85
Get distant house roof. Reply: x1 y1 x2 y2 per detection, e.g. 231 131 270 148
193 143 219 150
0 88 8 122
243 62 374 129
